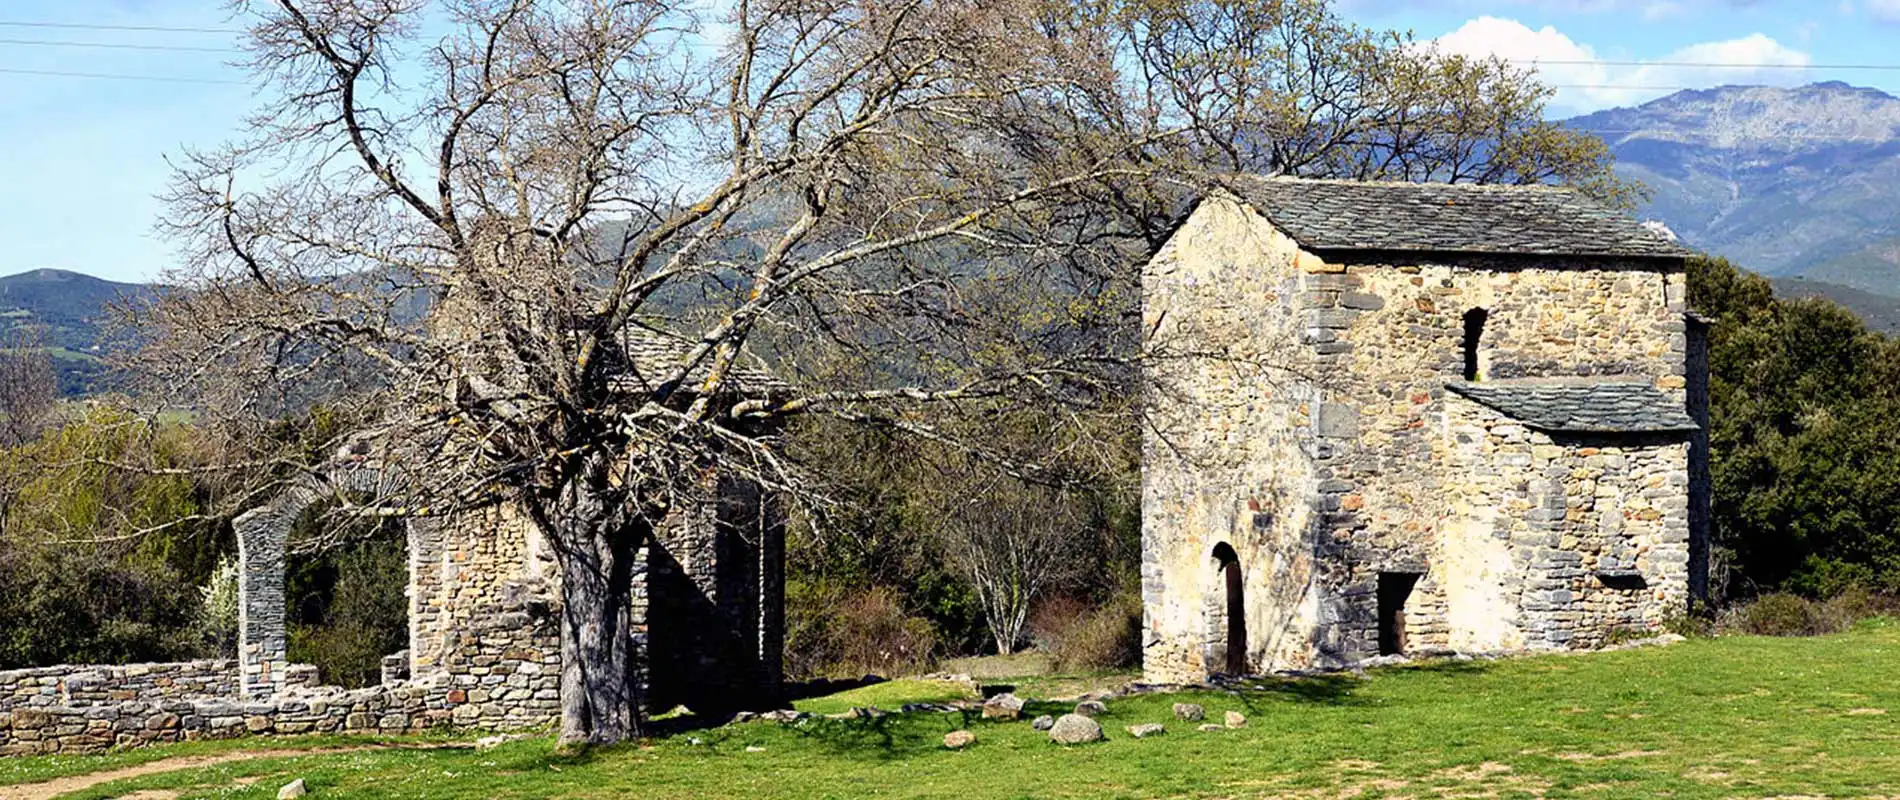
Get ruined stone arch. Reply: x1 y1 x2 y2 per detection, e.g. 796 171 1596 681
231 466 385 699
1204 542 1247 676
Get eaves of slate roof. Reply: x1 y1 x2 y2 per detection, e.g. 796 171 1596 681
610 329 789 397
1223 176 1694 260
1445 379 1699 434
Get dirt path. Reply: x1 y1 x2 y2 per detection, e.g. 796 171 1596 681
0 745 411 800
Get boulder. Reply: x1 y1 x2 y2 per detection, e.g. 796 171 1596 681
1073 700 1108 717
277 778 308 799
1031 715 1056 731
943 730 976 749
1172 703 1205 722
1224 710 1247 728
1127 723 1166 738
1048 713 1104 745
982 693 1025 721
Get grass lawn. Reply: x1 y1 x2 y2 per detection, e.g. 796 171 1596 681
14 620 1900 799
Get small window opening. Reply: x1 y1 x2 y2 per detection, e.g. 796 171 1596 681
1462 308 1489 381
1377 572 1422 656
1212 543 1246 675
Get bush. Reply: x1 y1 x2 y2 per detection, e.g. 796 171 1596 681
1031 592 1141 672
1733 593 1830 636
0 544 204 668
785 582 938 680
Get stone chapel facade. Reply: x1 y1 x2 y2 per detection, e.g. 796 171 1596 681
1140 177 1711 683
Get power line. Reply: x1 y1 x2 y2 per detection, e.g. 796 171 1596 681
0 67 243 84
1515 59 1900 71
0 21 238 35
0 37 239 53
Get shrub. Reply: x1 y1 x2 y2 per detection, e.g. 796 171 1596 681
1734 593 1828 636
1032 592 1141 672
0 544 204 668
1723 590 1899 637
785 582 938 680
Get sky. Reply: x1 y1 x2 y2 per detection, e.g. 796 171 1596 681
1 1 1897 284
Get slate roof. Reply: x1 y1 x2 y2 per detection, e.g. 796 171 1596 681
1445 379 1699 434
611 329 789 396
1224 176 1693 259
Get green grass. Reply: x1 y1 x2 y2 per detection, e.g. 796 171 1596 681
17 620 1900 798
791 679 979 715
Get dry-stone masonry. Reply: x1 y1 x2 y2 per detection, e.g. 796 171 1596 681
4 441 785 756
1141 177 1710 683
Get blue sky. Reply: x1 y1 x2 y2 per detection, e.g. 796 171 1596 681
3 1 1898 283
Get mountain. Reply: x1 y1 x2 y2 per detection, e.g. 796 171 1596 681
1771 276 1900 335
0 268 153 395
1567 82 1900 297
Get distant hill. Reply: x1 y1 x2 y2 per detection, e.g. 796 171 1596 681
1567 82 1900 298
0 268 153 395
1770 276 1900 334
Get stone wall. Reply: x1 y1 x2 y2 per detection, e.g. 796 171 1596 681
1 452 785 758
647 473 785 712
1141 194 1329 683
407 505 563 726
0 674 544 756
1437 396 1691 653
1141 190 1702 682
0 661 239 712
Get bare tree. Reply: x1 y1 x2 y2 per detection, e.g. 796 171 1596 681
0 327 57 448
133 0 1624 746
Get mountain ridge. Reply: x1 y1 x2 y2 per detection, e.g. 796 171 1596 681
1566 81 1900 297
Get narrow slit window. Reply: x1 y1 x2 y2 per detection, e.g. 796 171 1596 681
1462 308 1489 381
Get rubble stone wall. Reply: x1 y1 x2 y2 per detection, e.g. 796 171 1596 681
0 661 240 712
0 675 542 756
1141 195 1329 683
1438 396 1691 653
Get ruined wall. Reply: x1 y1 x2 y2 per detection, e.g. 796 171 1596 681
0 661 240 712
0 674 549 756
647 473 784 711
1141 194 1331 682
407 506 563 727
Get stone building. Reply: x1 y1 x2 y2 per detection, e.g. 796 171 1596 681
233 332 789 717
1140 177 1710 683
0 333 787 756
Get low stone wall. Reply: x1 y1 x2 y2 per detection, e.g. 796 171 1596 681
0 660 241 712
0 672 556 756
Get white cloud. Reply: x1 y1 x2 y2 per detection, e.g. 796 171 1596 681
1344 0 1765 14
1433 16 1812 114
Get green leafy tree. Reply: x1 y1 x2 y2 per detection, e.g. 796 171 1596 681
1689 255 1900 597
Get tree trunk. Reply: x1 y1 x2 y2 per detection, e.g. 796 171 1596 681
534 456 649 749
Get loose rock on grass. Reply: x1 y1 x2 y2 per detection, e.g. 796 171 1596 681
278 778 309 799
1032 715 1056 731
1074 700 1108 717
1049 713 1105 745
943 731 976 749
1128 723 1166 738
1225 711 1247 728
983 693 1026 720
1173 703 1205 721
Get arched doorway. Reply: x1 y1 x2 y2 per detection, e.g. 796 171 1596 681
1210 543 1246 675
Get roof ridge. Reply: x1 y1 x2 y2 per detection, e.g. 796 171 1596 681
1239 175 1574 193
